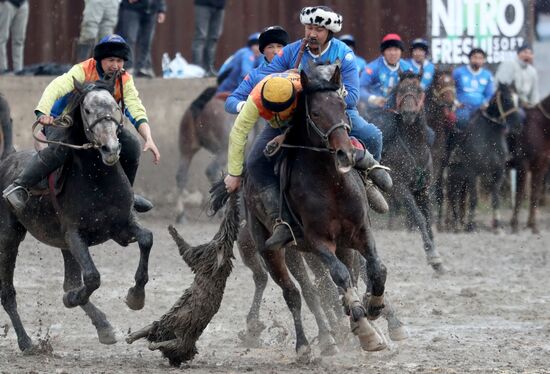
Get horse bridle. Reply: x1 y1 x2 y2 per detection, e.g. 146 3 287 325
432 84 456 108
482 90 519 126
281 93 351 153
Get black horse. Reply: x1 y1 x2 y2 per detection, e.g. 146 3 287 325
447 83 520 232
0 77 153 352
214 63 388 360
0 93 15 158
380 72 445 274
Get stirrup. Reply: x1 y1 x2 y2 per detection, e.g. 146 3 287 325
273 218 298 247
365 164 391 177
2 184 31 211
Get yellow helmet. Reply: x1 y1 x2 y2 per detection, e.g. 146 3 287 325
261 76 296 113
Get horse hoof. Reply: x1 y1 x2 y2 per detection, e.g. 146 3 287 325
296 345 313 364
388 325 409 341
319 334 339 356
125 287 145 310
366 295 385 321
237 330 263 348
18 336 33 353
97 325 117 345
465 222 477 232
431 262 447 275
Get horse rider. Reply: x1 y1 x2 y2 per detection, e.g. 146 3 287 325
3 34 161 212
495 43 539 123
216 32 262 95
225 25 289 114
407 38 436 91
260 6 383 165
339 34 368 78
224 73 391 252
359 33 413 122
452 48 495 130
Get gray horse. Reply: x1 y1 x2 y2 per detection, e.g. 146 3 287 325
0 78 152 352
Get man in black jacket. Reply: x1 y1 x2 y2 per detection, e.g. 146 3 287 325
192 0 226 77
0 0 29 74
116 0 167 78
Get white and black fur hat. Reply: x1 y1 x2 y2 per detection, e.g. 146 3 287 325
300 6 343 33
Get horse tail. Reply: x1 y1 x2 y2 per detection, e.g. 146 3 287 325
189 86 218 120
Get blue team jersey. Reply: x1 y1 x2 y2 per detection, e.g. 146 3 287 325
360 56 413 106
225 57 268 114
260 39 360 109
217 47 261 94
453 65 494 120
356 55 367 78
408 58 435 90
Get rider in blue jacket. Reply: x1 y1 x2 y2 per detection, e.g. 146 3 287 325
407 38 435 90
216 32 261 94
360 33 413 112
453 48 495 129
339 34 368 78
225 26 289 114
260 6 383 161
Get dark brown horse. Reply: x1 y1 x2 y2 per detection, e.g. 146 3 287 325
213 63 388 360
425 71 457 230
380 72 445 273
511 94 550 233
175 87 235 223
0 93 15 158
447 83 520 232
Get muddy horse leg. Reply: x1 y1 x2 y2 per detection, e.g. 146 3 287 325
113 220 153 310
237 226 268 346
61 249 116 344
285 249 338 356
0 225 32 352
528 164 547 234
490 170 504 232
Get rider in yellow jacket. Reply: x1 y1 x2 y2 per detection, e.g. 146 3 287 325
3 35 160 212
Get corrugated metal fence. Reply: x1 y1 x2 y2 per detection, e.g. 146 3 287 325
17 0 426 74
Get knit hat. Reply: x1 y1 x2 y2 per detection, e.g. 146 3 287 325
261 77 296 113
410 38 429 53
259 26 289 54
380 33 404 52
339 34 355 48
299 6 343 33
517 43 532 54
93 34 131 62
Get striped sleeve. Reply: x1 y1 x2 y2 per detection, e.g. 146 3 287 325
122 75 148 128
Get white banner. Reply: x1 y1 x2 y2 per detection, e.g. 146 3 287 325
429 0 531 66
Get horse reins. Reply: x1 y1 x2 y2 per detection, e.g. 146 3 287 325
481 90 519 126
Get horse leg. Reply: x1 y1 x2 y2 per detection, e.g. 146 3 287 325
511 164 527 233
465 178 478 232
528 165 546 234
309 239 385 352
397 187 443 273
302 252 348 340
61 250 116 344
112 221 153 311
490 170 504 232
237 226 268 346
175 146 201 224
63 230 100 308
0 226 33 352
285 249 338 356
260 248 311 361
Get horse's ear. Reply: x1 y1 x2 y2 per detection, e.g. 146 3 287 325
300 69 309 88
330 64 341 86
73 77 85 93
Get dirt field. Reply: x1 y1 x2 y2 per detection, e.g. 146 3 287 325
0 208 549 374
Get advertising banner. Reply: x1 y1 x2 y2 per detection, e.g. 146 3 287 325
428 0 532 68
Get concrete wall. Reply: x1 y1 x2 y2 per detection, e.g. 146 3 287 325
0 76 218 212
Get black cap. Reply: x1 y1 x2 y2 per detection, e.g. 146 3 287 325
259 26 289 54
93 34 131 62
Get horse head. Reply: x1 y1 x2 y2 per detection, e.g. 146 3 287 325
396 71 425 126
299 62 354 173
72 74 124 166
431 70 456 108
484 82 521 130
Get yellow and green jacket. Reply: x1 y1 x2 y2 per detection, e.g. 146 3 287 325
35 58 148 128
227 72 302 176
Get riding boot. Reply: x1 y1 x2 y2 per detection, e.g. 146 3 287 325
258 185 295 252
354 148 393 193
3 150 65 212
120 159 154 213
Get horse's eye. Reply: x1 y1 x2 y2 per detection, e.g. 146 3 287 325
311 111 321 118
84 108 91 115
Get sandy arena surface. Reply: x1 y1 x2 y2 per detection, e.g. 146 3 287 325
0 208 549 374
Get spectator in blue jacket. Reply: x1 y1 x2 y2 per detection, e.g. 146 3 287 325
260 6 383 161
360 33 413 112
408 38 435 90
453 48 495 129
225 25 289 114
339 34 367 78
216 32 261 94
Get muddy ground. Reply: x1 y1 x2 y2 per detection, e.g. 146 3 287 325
0 207 549 374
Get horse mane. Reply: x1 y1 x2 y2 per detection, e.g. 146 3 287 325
301 64 341 94
189 87 217 120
